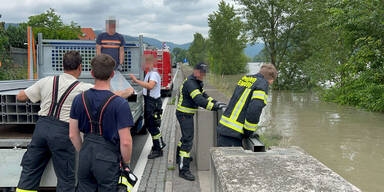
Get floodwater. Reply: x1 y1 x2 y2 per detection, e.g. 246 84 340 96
249 62 384 192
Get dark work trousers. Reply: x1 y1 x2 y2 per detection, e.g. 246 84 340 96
217 134 242 147
76 134 120 192
176 111 194 155
144 96 163 150
17 117 76 192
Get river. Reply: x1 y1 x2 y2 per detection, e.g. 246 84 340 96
248 62 384 192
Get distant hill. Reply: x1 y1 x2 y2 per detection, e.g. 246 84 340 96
244 43 264 58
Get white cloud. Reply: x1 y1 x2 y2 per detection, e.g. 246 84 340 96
0 0 233 44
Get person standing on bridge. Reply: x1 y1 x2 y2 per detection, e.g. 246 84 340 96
69 54 135 191
129 54 166 159
96 18 125 71
176 63 226 181
15 51 134 192
216 63 277 147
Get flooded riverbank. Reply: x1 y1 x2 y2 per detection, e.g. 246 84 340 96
209 62 384 191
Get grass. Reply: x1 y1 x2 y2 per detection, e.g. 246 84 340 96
167 166 176 171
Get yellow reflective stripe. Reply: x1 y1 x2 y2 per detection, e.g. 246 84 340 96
178 78 187 107
119 176 133 192
244 119 258 131
179 151 190 157
219 116 244 134
177 141 182 147
230 88 251 120
176 105 197 113
206 100 214 110
207 97 213 101
252 90 267 104
152 133 161 140
190 89 202 99
16 189 37 192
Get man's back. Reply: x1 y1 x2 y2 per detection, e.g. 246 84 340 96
70 89 133 145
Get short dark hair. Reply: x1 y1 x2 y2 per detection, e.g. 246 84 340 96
259 63 278 81
63 51 82 71
90 54 116 80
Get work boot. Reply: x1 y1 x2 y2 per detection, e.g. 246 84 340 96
148 147 163 159
179 170 195 181
179 157 195 181
148 137 166 159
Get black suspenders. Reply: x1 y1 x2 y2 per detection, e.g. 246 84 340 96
47 76 80 119
146 72 151 97
81 90 118 135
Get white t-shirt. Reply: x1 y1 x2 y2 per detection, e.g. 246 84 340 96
25 73 93 122
143 71 161 99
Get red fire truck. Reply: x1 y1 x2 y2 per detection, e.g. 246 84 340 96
144 47 173 96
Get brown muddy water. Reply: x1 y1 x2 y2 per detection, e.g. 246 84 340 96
211 63 384 192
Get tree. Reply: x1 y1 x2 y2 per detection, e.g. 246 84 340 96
188 33 207 66
172 47 189 63
235 0 307 85
322 0 384 112
27 8 81 40
6 23 27 48
208 1 247 75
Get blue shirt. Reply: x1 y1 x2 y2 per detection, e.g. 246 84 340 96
96 32 125 69
70 89 134 145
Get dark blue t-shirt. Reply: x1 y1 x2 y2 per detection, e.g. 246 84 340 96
70 89 134 145
96 32 125 69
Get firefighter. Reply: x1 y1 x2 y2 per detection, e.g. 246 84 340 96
176 63 226 181
69 54 135 191
15 51 133 192
216 63 277 147
96 18 125 71
129 54 166 159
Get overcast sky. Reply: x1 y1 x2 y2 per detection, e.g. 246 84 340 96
0 0 234 44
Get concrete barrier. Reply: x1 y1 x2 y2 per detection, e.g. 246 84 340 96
195 109 219 171
210 147 361 192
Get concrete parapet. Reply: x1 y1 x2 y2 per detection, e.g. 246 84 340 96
210 147 361 192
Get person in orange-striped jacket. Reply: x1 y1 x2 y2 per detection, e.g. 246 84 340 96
96 18 125 71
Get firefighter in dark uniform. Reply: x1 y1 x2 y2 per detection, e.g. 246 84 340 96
176 63 226 181
15 51 94 192
217 64 277 147
69 54 135 192
129 54 165 159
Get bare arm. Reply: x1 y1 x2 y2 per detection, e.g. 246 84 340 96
96 44 101 56
16 90 29 101
112 87 135 99
69 118 83 152
120 46 124 65
129 74 156 90
118 127 132 164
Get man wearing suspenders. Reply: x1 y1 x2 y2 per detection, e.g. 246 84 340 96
69 54 135 191
15 51 134 192
129 54 165 159
15 51 93 192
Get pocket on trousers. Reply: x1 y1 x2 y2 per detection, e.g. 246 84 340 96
95 153 118 163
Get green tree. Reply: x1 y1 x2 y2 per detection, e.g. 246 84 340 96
188 33 207 66
0 23 9 66
6 23 27 48
208 1 247 75
322 0 384 112
172 47 189 63
236 0 308 86
27 8 81 40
